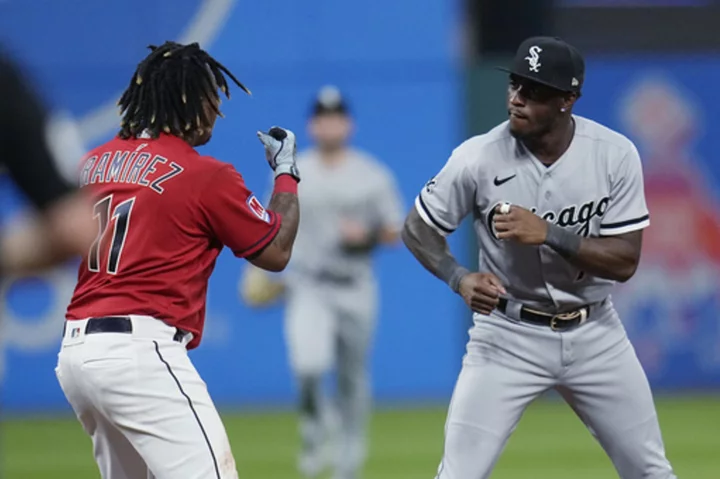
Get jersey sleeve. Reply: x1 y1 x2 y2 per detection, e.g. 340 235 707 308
599 145 650 236
198 165 281 258
0 53 77 210
414 147 475 236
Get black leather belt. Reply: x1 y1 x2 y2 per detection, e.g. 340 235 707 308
497 298 589 332
65 316 187 343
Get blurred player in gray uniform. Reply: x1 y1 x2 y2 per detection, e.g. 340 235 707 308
241 86 404 479
402 37 677 478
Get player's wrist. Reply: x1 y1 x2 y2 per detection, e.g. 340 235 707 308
438 256 470 293
544 222 581 257
273 173 299 195
274 163 300 182
448 267 470 294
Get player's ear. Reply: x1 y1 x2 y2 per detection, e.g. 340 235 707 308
345 115 355 136
560 93 576 113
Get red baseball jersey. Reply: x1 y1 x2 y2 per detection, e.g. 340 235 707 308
66 133 280 349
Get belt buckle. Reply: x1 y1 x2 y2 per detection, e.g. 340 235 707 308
550 308 587 331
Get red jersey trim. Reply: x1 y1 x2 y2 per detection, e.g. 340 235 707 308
234 211 281 257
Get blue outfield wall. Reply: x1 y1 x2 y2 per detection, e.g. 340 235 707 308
1 1 718 414
0 0 468 413
574 55 720 391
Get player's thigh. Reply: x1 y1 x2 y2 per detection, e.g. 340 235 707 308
285 284 336 375
91 412 150 479
336 309 374 372
561 340 675 478
334 282 378 365
437 320 553 479
56 348 95 435
86 339 238 479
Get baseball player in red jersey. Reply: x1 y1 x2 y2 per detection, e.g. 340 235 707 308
56 41 301 479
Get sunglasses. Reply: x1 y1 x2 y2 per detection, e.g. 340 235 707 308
508 75 566 103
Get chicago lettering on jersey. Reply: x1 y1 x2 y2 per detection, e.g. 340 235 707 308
488 196 610 239
79 151 184 194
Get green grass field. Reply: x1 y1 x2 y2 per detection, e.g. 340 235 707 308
3 396 718 478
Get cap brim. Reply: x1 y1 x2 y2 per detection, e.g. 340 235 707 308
312 105 349 117
495 66 574 93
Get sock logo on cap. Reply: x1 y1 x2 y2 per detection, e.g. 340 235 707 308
525 46 543 73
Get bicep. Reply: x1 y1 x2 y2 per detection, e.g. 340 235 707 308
597 229 643 260
246 239 290 272
414 153 475 237
403 206 450 251
599 147 650 236
617 229 643 257
199 167 281 258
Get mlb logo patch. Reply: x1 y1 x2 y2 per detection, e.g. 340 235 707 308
246 195 270 223
71 327 81 338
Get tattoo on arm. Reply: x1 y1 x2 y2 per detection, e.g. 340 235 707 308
268 191 299 252
546 226 643 282
402 208 469 292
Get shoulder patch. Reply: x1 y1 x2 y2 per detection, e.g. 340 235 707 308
246 195 271 223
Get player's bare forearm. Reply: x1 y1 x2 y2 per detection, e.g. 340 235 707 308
550 228 643 282
402 208 469 292
248 190 299 273
268 191 300 253
341 224 400 254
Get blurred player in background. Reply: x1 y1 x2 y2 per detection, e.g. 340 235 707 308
0 48 94 277
241 86 404 479
0 47 95 386
56 41 301 479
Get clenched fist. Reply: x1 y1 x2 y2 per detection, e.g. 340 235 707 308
493 204 548 245
256 126 300 181
458 272 507 315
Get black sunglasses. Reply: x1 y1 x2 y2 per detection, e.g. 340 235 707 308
508 75 566 103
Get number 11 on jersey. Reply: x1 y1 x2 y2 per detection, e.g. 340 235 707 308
88 195 136 274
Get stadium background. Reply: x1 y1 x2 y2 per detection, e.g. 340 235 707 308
0 0 718 477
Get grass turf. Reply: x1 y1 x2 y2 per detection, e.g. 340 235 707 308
2 396 717 478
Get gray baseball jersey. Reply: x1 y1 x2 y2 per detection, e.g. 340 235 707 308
415 115 650 311
278 147 404 478
418 116 676 479
285 147 404 285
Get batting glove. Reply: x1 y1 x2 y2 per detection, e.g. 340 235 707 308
256 126 300 182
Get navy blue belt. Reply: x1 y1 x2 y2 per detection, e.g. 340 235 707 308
65 316 187 343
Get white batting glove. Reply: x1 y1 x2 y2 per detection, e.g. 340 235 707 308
256 126 300 182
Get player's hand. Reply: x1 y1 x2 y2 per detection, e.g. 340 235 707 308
493 204 548 245
458 272 507 315
340 219 369 245
256 126 301 182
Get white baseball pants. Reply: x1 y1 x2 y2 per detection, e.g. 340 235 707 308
55 315 238 479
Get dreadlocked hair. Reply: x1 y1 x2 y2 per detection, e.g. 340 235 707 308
117 41 250 140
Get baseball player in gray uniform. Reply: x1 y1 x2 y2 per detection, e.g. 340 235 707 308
241 86 404 479
402 37 677 478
